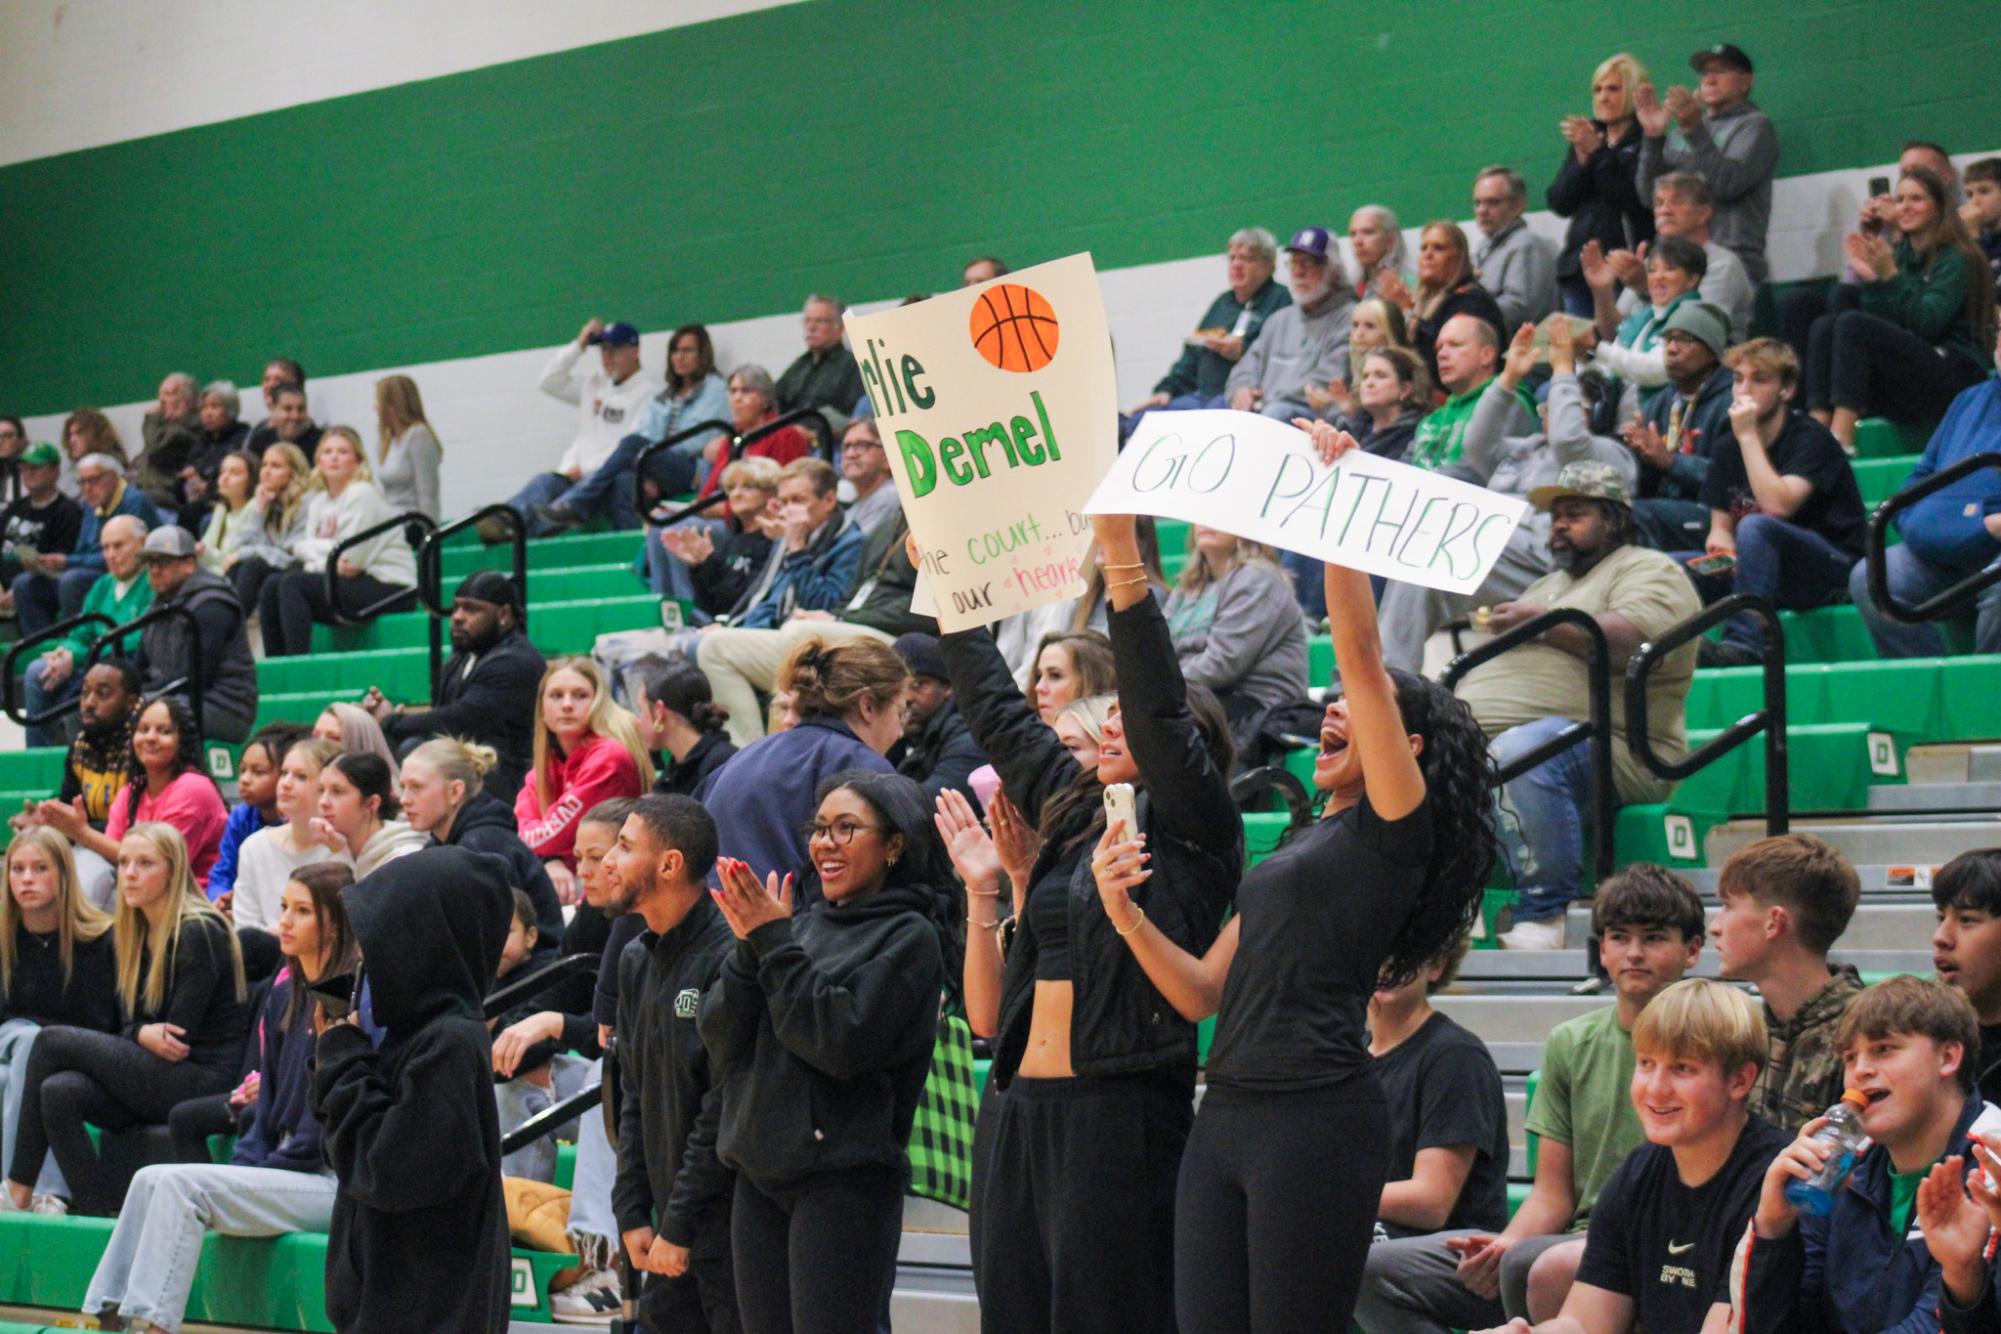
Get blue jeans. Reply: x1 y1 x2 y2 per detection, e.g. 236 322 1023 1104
1849 542 2001 657
1721 514 1856 652
1492 717 1597 924
11 567 99 639
22 655 81 747
506 473 574 537
551 436 672 529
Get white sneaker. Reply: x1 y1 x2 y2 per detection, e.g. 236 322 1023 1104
1498 916 1567 950
549 1268 621 1326
29 1194 68 1216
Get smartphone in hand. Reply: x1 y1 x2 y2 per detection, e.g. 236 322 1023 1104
1103 782 1138 838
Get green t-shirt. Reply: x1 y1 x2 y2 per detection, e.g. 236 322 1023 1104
1889 1158 1943 1236
1522 1003 1647 1229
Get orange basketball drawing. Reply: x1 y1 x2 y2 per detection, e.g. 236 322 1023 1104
969 283 1060 372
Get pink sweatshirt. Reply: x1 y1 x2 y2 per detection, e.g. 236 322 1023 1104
107 771 230 888
514 734 642 868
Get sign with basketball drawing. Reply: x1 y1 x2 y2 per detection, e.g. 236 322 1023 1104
845 252 1117 631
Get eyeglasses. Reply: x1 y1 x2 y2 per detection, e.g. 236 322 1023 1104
804 819 886 846
842 438 884 453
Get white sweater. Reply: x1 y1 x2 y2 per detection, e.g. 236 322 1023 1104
293 480 417 586
231 827 336 931
539 343 662 476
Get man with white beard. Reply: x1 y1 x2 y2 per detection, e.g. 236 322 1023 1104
1225 227 1359 421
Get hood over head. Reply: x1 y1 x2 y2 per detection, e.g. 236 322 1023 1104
344 845 512 1031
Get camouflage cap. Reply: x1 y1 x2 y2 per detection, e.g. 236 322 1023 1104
1527 460 1632 513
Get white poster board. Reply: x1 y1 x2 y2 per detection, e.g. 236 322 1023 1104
845 253 1117 631
1085 410 1526 595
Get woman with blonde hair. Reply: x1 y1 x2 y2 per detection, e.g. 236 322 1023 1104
516 659 653 903
402 737 563 944
312 703 400 781
6 824 247 1214
229 441 312 610
1166 525 1310 718
257 425 418 656
1548 51 1654 316
1 828 117 1210
1307 298 1413 421
1387 221 1509 381
373 375 443 520
229 738 341 933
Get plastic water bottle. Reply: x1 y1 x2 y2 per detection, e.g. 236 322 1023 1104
1784 1090 1871 1216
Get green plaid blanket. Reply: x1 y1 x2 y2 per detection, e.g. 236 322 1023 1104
906 1011 978 1210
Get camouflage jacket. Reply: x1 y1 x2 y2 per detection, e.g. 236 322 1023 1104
1750 964 1866 1133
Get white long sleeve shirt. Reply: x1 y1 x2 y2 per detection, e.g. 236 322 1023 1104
538 343 662 476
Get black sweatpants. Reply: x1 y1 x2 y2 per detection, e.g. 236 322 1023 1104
731 1166 901 1334
1805 304 1987 422
167 1091 238 1164
973 1072 1191 1334
638 1205 741 1333
10 1026 237 1214
1174 1083 1390 1334
257 567 414 657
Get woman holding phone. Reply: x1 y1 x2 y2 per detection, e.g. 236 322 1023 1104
1089 421 1499 1333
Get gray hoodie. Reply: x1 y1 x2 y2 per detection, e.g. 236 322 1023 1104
1637 99 1780 284
1225 286 1357 407
1460 372 1639 550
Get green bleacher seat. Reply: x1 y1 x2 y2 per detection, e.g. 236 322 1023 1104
435 528 640 577
1852 416 1932 459
307 591 660 655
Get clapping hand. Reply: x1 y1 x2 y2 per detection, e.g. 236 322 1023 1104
1917 1155 1996 1304
1560 114 1604 159
1374 270 1414 312
1844 231 1897 282
1607 241 1648 290
661 525 716 566
711 857 794 939
1500 324 1540 383
989 791 1042 910
1579 240 1615 293
933 789 1002 897
1664 84 1702 132
1634 81 1670 137
1622 419 1674 470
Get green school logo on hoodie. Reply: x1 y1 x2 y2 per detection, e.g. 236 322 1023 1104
675 988 700 1019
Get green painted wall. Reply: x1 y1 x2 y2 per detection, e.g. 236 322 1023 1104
4 0 1996 414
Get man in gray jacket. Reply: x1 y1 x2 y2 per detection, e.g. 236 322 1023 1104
1473 167 1558 331
1377 317 1638 673
1226 227 1356 421
1635 43 1779 284
134 526 259 742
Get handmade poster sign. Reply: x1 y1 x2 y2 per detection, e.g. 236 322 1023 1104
845 253 1117 631
1086 410 1527 595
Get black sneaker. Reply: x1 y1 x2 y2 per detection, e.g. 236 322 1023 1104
1697 638 1763 669
532 502 584 535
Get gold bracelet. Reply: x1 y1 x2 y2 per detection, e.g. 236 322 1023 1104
1116 904 1146 937
1100 561 1147 572
970 918 1000 931
1105 574 1149 590
966 884 1000 897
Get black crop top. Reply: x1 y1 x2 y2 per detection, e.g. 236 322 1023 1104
1026 851 1080 982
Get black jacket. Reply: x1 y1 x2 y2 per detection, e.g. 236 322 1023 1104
126 913 249 1073
699 882 944 1189
443 788 564 952
896 697 987 807
656 728 737 798
140 569 258 738
837 512 937 640
689 522 774 619
312 847 513 1334
1638 362 1735 502
1546 129 1655 279
3 922 118 1032
613 895 737 1245
941 595 1241 1088
383 626 545 805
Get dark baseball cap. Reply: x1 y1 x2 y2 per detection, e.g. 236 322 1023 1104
587 322 640 347
454 570 521 611
1689 43 1752 73
1285 227 1336 261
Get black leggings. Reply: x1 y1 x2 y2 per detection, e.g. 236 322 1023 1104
973 1072 1191 1334
10 1026 237 1214
638 1206 740 1333
257 567 414 656
731 1167 901 1334
1804 300 1987 422
1174 1083 1390 1334
228 555 284 616
168 1091 239 1164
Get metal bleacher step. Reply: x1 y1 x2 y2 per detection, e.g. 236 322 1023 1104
1432 993 1611 1045
1560 900 1936 952
1866 781 2001 815
1969 747 2001 783
1706 817 2001 867
1455 946 1935 987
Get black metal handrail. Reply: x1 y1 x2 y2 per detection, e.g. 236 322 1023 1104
482 949 598 1019
646 407 839 528
1865 450 2001 624
1442 608 1618 879
325 512 435 627
416 505 529 699
632 417 734 519
1626 593 1789 836
1 611 117 728
499 1079 607 1157
87 603 205 738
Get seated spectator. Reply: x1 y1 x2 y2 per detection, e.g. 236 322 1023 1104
774 295 865 432
1580 234 1708 402
1024 627 1117 724
1360 866 1704 1331
486 890 567 1178
963 256 1007 285
694 636 907 907
1377 321 1636 674
0 441 84 613
243 359 319 459
312 703 399 780
508 320 660 536
1635 43 1778 284
1964 157 2001 303
19 516 152 748
371 374 442 521
80 860 355 1331
13 659 140 851
1130 228 1292 415
315 751 425 879
710 457 865 633
5 822 247 1215
1608 173 1755 341
1307 297 1414 420
538 323 732 534
836 414 901 537
367 571 546 803
1321 346 1432 462
133 525 259 743
57 409 131 497
257 426 417 657
205 723 307 905
0 828 117 1206
1472 979 1788 1334
133 374 202 511
1384 221 1510 381
15 452 160 639
1548 53 1654 317
1619 301 1735 551
1708 834 1864 1131
0 417 23 505
627 658 737 798
1473 167 1559 330
196 451 257 577
41 696 229 892
1162 526 1308 715
1348 204 1413 299
1930 848 2001 1105
398 736 563 948
175 379 252 528
1734 975 2001 1332
692 366 813 502
1408 314 1533 472
1693 339 1866 668
890 632 987 805
1804 166 1995 449
227 738 340 934
649 455 779 614
516 659 654 903
1225 227 1356 421
225 441 309 613
1453 466 1700 948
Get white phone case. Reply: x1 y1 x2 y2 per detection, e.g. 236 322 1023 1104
1102 782 1138 836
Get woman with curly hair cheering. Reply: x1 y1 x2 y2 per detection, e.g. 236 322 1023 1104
1091 421 1499 1333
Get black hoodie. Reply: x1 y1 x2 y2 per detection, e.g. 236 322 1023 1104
312 847 513 1334
443 787 563 951
698 882 944 1188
